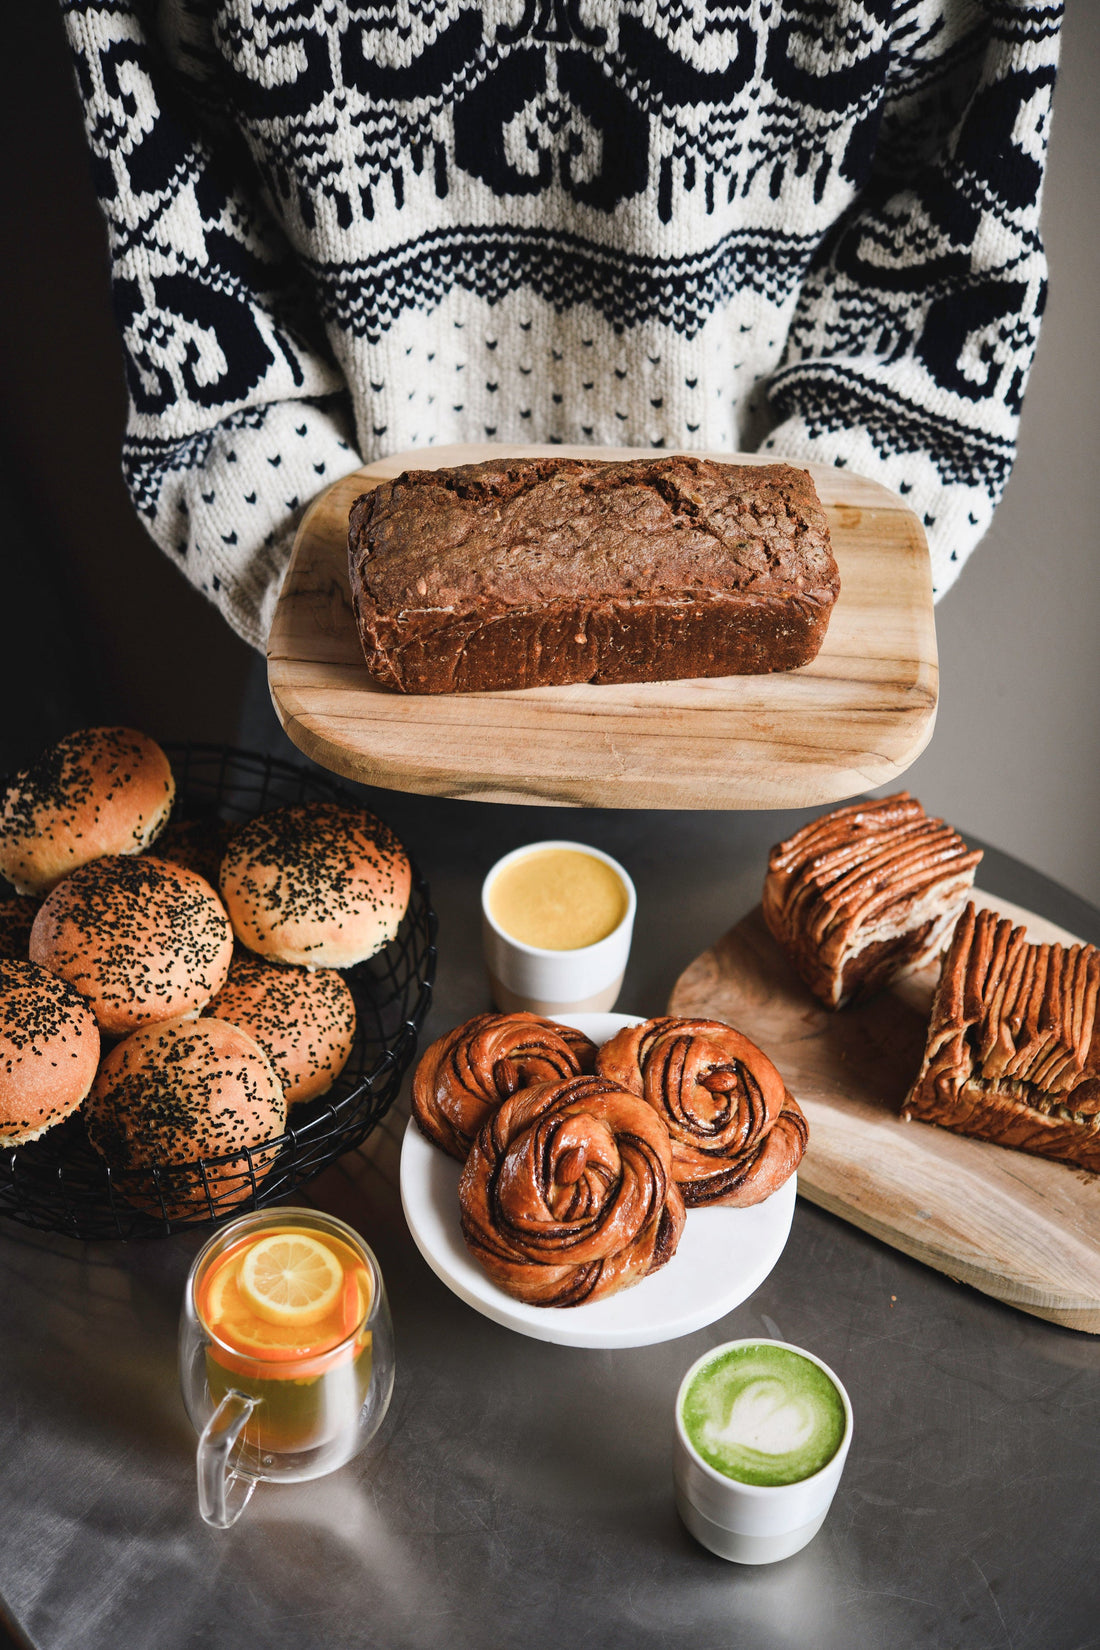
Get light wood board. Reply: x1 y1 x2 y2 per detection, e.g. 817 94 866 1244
668 891 1100 1333
267 444 937 809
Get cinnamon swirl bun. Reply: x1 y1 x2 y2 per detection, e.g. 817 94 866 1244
411 1011 597 1161
596 1017 806 1207
458 1074 686 1306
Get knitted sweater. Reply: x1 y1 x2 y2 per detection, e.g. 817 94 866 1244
62 0 1062 651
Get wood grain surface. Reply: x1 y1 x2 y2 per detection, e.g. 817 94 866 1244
267 443 938 809
668 891 1100 1333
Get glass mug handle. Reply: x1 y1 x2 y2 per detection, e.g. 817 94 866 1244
197 1389 259 1530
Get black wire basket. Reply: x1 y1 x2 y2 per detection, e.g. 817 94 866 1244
0 744 437 1240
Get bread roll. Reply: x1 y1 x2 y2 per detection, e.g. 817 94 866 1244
85 1016 286 1214
219 803 411 968
205 951 357 1104
30 855 234 1038
148 813 236 886
0 728 175 896
0 958 100 1145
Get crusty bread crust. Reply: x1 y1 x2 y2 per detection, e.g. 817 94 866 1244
348 456 839 694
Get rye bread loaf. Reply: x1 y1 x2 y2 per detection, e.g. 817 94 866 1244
347 455 839 694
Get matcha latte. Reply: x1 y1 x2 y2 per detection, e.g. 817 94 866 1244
680 1343 846 1486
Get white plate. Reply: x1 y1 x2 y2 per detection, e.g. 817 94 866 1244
399 1012 797 1349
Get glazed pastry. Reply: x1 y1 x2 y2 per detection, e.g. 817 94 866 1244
903 902 1100 1171
763 792 983 1009
596 1017 807 1207
458 1074 686 1306
412 1011 597 1161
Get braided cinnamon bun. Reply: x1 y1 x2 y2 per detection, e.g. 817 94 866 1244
596 1017 806 1208
411 1012 598 1161
458 1073 686 1306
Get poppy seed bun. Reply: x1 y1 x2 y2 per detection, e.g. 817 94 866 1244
205 951 357 1104
0 728 175 896
0 958 100 1145
148 813 236 886
85 1016 286 1214
220 802 411 968
30 856 234 1038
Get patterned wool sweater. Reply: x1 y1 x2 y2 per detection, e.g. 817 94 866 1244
62 0 1061 651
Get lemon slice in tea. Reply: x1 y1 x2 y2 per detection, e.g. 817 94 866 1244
238 1233 343 1327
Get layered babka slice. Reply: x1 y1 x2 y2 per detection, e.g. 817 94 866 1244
763 793 982 1009
903 903 1100 1170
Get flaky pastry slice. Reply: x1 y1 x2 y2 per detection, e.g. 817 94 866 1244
763 793 982 1009
902 902 1100 1171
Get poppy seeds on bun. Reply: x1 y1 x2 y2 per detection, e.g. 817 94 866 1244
29 855 234 1038
84 1016 286 1216
219 802 411 968
205 951 357 1104
0 727 175 896
0 958 101 1145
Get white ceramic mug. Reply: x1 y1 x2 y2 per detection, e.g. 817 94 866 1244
674 1338 853 1565
481 840 636 1016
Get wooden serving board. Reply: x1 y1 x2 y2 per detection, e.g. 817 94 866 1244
267 443 937 809
668 892 1100 1333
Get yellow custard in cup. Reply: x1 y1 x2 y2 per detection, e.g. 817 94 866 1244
488 847 629 951
481 841 636 1016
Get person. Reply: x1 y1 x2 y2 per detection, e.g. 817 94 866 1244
60 0 1062 651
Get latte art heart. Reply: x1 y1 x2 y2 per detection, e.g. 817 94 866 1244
705 1377 818 1460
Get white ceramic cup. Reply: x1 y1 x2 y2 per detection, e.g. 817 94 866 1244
674 1339 853 1565
481 840 636 1017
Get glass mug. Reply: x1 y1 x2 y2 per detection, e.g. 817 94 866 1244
180 1208 394 1528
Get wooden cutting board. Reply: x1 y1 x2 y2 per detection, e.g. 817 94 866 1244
668 892 1100 1333
267 443 937 809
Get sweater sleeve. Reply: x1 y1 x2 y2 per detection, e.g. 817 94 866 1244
759 2 1062 600
61 1 362 650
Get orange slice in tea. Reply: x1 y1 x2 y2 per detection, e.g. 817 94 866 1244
238 1233 343 1327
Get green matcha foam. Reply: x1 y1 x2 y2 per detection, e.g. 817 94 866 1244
680 1343 846 1486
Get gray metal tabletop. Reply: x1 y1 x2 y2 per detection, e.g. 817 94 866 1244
2 795 1098 1650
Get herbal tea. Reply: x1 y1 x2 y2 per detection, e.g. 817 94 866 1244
197 1224 373 1455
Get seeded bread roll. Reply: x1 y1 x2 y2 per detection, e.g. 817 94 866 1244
219 802 411 969
0 728 175 896
205 951 357 1104
348 455 839 694
148 813 236 887
85 1016 286 1214
29 855 234 1038
0 958 101 1145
